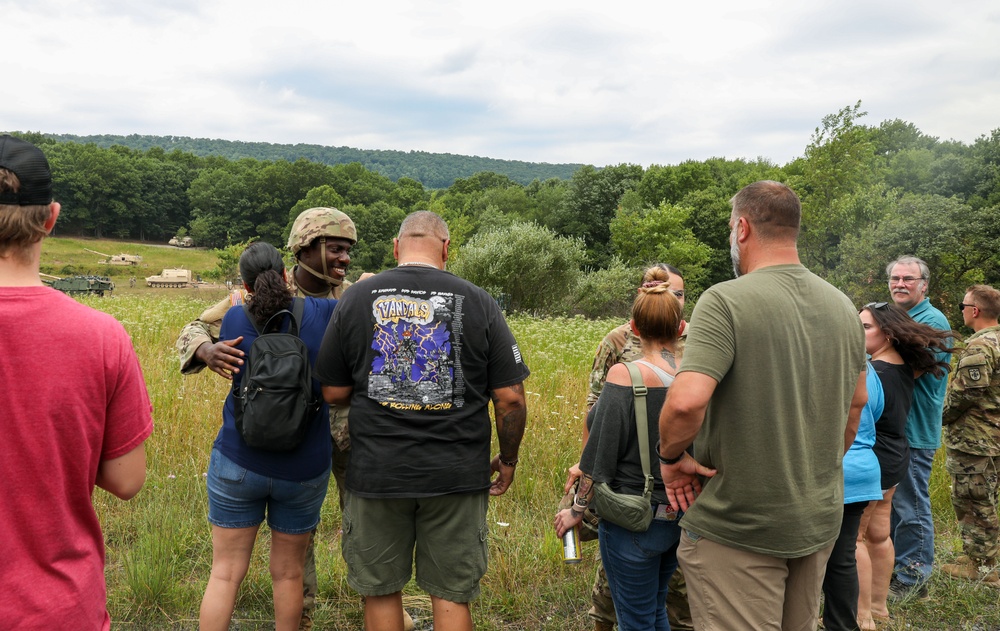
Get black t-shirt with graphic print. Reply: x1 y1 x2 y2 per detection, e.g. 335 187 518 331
315 266 529 498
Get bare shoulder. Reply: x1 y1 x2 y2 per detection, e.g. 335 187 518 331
606 363 631 387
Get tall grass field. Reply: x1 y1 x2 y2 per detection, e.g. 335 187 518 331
67 291 999 630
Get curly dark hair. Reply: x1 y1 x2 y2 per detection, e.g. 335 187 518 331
239 242 293 329
860 302 955 377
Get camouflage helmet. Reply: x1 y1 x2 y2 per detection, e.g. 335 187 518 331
287 207 357 254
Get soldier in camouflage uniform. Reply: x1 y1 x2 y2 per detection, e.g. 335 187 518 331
565 264 694 631
941 284 1000 587
177 208 415 630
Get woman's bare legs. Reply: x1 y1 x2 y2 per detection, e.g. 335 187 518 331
270 530 313 631
200 524 260 631
868 488 897 619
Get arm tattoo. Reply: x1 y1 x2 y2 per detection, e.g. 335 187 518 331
577 474 595 501
492 383 526 460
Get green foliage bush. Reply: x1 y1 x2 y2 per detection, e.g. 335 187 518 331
451 222 585 314
568 258 641 319
206 239 253 283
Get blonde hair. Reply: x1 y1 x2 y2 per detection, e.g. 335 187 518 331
0 169 51 263
632 274 682 344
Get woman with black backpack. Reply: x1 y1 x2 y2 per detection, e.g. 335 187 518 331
199 241 337 631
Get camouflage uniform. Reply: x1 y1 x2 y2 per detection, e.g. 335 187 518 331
585 321 692 631
176 208 358 630
587 322 685 409
943 325 1000 570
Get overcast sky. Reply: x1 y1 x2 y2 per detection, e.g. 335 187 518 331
4 0 998 168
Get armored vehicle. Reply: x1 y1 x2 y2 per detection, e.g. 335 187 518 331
85 248 142 265
168 236 194 247
42 274 115 296
146 268 193 288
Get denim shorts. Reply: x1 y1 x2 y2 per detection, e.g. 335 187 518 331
206 448 330 534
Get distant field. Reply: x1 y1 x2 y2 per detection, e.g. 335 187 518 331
58 290 1000 630
40 236 220 281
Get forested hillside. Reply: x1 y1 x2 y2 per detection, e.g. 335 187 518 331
43 133 583 189
13 102 1000 319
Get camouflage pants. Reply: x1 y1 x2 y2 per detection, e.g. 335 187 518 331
588 545 694 631
301 441 351 629
946 448 1000 566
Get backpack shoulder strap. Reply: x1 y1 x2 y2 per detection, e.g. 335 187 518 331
244 298 303 335
289 297 304 337
622 362 654 497
242 303 263 336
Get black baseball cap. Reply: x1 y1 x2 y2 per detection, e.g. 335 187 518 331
0 135 53 206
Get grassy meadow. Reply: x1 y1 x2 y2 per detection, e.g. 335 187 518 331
66 288 999 630
40 236 220 281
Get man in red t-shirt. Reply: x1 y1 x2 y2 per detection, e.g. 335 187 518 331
0 135 153 631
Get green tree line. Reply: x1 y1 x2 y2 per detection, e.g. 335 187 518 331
43 133 583 189
12 101 1000 319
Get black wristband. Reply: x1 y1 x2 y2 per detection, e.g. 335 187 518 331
656 440 683 465
499 455 519 467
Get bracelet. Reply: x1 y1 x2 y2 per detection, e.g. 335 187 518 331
499 454 519 467
656 440 683 465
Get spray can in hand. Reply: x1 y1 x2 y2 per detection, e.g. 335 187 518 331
562 524 582 564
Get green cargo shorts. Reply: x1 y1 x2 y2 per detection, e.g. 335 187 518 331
342 490 490 603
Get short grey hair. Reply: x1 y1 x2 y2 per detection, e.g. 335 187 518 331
397 210 449 241
886 255 930 283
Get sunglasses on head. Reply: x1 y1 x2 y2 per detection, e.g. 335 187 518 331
864 302 889 310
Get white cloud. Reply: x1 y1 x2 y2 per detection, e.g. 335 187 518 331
3 0 998 167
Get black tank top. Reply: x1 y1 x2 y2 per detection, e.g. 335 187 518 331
871 360 915 489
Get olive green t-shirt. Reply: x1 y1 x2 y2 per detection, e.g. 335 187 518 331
678 264 865 557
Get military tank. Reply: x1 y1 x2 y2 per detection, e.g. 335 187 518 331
84 248 142 265
146 268 193 288
41 273 115 296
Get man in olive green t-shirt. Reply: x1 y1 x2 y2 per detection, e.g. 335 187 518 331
656 181 867 630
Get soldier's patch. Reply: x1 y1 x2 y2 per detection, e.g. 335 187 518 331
958 352 990 388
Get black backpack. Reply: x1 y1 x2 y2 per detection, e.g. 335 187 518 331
233 298 320 451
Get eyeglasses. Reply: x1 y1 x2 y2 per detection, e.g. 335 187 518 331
959 302 979 312
864 302 889 310
671 290 685 299
889 276 925 284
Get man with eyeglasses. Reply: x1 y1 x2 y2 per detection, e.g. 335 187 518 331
940 285 1000 586
884 255 952 600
